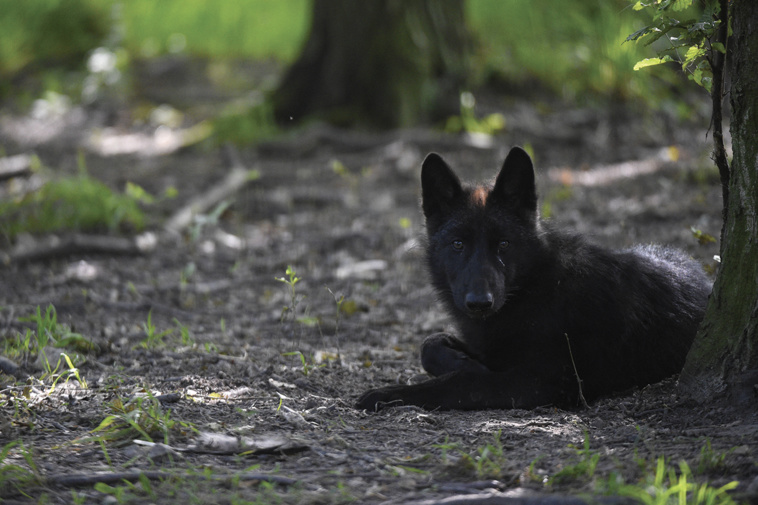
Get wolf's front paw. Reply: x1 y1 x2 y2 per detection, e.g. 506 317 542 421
421 333 490 376
355 386 407 412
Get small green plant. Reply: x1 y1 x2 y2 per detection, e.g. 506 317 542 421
444 91 506 136
325 285 348 361
696 440 732 475
18 304 92 352
136 310 174 350
88 391 195 445
549 433 601 485
439 431 511 480
467 431 511 479
94 481 131 503
180 261 196 288
6 305 93 384
691 227 717 246
70 489 87 505
282 351 325 376
523 455 548 486
616 457 738 505
174 318 194 346
46 352 88 391
276 265 303 324
0 440 41 497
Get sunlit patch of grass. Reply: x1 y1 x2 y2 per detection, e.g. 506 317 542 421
0 171 147 241
467 0 675 105
0 0 108 78
119 0 310 62
613 457 738 505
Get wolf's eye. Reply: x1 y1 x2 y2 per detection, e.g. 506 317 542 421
498 240 510 252
452 240 464 251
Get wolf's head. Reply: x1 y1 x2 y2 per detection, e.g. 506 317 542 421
421 147 545 319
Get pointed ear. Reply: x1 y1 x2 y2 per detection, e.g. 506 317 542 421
491 147 538 220
421 153 463 223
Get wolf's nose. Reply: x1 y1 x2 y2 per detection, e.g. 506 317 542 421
465 292 494 311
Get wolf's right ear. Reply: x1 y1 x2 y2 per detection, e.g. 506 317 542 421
491 146 537 220
421 153 463 221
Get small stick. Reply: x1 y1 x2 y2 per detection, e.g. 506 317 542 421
565 333 589 409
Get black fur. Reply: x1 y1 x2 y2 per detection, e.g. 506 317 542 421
356 147 711 411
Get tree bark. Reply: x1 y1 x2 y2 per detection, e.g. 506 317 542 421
679 0 758 406
271 0 470 128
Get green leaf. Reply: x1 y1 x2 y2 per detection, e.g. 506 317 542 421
671 0 693 11
701 76 713 94
163 186 178 198
683 45 705 66
633 56 673 70
711 42 726 54
125 182 155 204
92 415 119 432
625 26 650 42
94 482 116 494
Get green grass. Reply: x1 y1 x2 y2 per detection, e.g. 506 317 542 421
0 0 109 77
88 391 195 446
435 431 512 480
0 156 148 241
614 457 738 505
4 304 95 382
0 441 41 498
119 0 310 62
467 0 672 104
1 0 679 107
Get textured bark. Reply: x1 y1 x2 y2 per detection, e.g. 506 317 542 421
679 0 758 405
271 0 470 128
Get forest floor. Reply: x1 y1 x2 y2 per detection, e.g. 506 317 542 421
1 58 756 505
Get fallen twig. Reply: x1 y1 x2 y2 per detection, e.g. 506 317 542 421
164 144 259 234
565 333 589 409
400 494 638 505
2 233 156 265
547 147 678 187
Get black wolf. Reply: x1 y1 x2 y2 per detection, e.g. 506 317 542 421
357 147 711 411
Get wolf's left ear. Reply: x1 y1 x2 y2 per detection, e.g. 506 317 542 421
491 147 538 219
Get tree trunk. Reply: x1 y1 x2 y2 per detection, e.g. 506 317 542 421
679 0 758 406
271 0 470 128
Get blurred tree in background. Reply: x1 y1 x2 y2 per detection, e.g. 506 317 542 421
1 0 678 125
272 0 471 128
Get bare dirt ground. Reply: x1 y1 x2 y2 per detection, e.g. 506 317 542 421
1 60 756 504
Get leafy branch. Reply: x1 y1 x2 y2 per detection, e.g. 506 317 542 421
627 1 723 91
628 0 731 226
